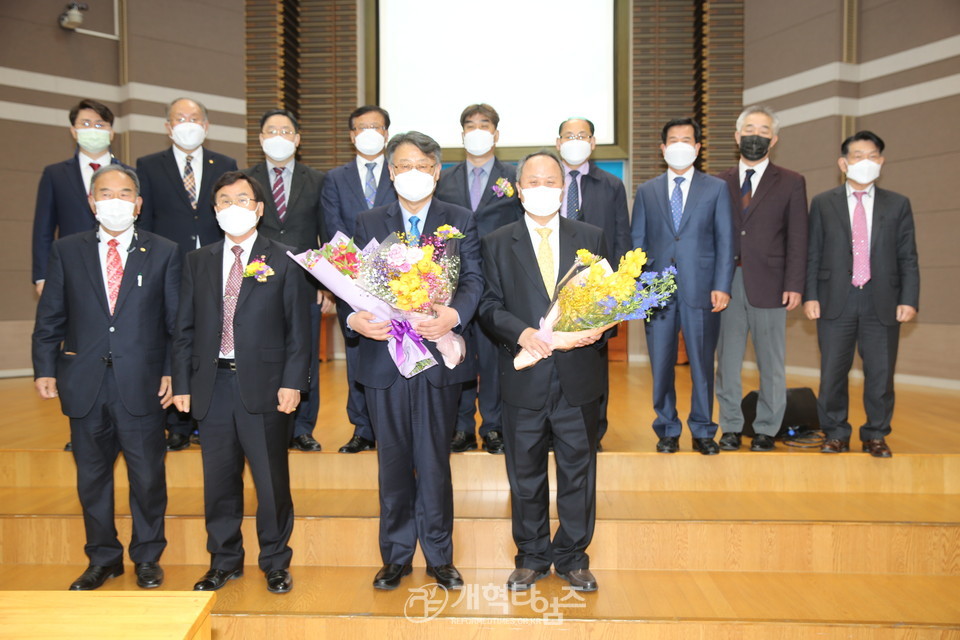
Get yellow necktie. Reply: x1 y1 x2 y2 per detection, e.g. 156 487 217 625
536 227 554 297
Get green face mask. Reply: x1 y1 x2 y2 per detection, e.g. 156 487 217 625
75 128 111 155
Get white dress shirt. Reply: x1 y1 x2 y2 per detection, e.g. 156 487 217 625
79 151 112 194
219 231 258 358
738 157 770 196
97 225 134 305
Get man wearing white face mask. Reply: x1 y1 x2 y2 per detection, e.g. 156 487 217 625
33 165 181 591
33 99 131 298
631 117 735 455
479 151 608 593
137 97 238 451
172 171 311 594
555 117 631 448
243 109 327 453
322 105 399 454
804 131 919 458
343 131 482 592
436 103 522 455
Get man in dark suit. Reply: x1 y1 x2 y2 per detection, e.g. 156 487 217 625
321 105 398 454
243 108 327 453
32 99 130 296
555 117 631 445
714 106 808 452
172 171 311 594
344 132 481 591
479 151 607 593
137 97 239 450
435 103 522 455
33 165 180 591
631 117 735 455
804 131 919 458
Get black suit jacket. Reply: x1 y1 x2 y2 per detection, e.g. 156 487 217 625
346 199 483 390
716 163 808 308
435 158 523 238
172 234 312 419
32 229 181 418
804 185 919 325
321 159 397 240
244 161 326 253
136 147 238 256
479 217 609 411
574 161 632 263
32 153 130 282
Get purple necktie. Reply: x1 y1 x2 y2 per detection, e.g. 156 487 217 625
273 167 287 221
470 167 484 211
221 245 244 354
851 191 870 287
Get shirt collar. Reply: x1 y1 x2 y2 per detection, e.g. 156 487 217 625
563 160 590 176
99 224 135 250
739 157 769 179
172 145 203 164
524 211 561 234
845 182 875 198
468 156 496 176
267 158 295 175
226 230 259 255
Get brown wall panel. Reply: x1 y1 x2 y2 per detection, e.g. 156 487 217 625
859 57 960 96
859 0 960 61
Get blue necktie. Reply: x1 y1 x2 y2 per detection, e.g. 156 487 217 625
567 170 581 220
364 162 377 209
408 215 421 245
670 176 685 231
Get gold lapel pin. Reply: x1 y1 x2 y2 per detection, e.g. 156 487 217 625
208 159 214 164
140 247 147 252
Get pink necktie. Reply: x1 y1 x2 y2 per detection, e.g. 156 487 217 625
221 245 244 354
851 191 871 287
106 239 122 315
273 167 287 221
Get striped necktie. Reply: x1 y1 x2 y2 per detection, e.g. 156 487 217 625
273 167 287 221
183 155 197 209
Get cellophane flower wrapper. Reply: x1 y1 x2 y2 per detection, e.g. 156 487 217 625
514 249 677 370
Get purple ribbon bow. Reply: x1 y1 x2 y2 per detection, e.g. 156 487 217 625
389 319 429 364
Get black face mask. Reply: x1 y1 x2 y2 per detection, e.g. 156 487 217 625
739 135 771 161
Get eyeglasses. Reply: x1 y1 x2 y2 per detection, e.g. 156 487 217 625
216 197 257 208
76 120 110 129
264 128 297 137
393 162 436 173
561 133 592 141
171 116 204 125
353 124 385 132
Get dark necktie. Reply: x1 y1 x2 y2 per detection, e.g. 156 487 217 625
567 170 581 220
273 167 287 221
670 176 685 231
221 245 244 354
183 155 197 209
741 168 755 211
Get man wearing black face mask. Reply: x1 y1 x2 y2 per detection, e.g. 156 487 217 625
713 106 808 452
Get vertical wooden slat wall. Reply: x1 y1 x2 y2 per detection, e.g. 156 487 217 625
697 0 744 173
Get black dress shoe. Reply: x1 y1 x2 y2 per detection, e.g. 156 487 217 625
751 434 776 451
506 567 550 591
821 438 850 453
482 431 505 454
718 432 742 450
265 569 293 593
656 436 679 453
426 564 464 590
373 563 412 590
556 568 598 592
692 438 720 455
64 441 72 452
193 568 243 591
69 563 124 590
862 438 892 458
189 430 201 445
451 431 478 453
290 434 322 451
339 434 376 454
134 561 164 588
166 432 191 451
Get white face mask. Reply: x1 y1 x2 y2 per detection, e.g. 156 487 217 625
393 169 436 202
559 139 592 166
216 205 259 237
463 129 495 156
519 186 562 217
844 159 881 185
662 142 698 171
354 128 386 156
94 198 136 232
76 129 111 155
261 135 297 163
170 122 206 150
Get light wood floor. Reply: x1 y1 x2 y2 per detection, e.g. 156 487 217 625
4 361 960 453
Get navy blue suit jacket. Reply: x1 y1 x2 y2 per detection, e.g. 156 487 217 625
575 161 632 264
631 170 735 309
32 229 181 418
321 159 397 241
347 199 482 390
136 147 238 256
32 153 130 282
435 158 523 239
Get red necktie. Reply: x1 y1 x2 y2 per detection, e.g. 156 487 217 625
220 245 244 354
106 239 122 315
89 163 101 172
851 191 871 287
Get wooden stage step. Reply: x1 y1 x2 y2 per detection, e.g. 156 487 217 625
1 565 957 639
1 487 956 574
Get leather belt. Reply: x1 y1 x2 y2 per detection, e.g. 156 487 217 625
101 355 113 367
217 359 237 371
